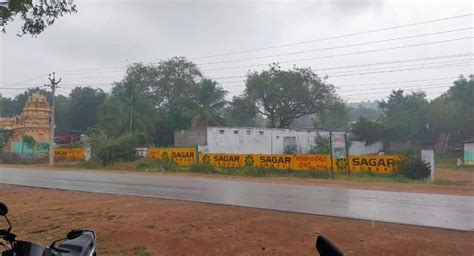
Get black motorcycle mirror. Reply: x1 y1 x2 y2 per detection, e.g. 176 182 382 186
316 235 344 256
0 202 8 216
66 229 84 240
49 229 84 253
0 202 12 232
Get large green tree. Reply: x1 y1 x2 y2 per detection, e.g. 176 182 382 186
67 87 106 132
222 96 257 127
98 64 158 140
378 90 429 144
190 78 227 128
244 64 339 128
0 0 77 36
152 57 202 111
426 75 474 144
314 101 350 131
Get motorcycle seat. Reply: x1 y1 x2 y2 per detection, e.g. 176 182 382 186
57 233 95 256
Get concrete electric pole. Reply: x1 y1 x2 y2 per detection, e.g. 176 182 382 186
46 73 61 167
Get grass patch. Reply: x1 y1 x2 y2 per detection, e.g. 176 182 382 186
145 224 156 229
51 158 451 185
435 153 474 171
132 246 150 256
129 160 444 185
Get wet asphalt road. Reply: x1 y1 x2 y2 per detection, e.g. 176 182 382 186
0 167 473 231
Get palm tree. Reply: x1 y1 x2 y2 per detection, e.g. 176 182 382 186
191 79 228 128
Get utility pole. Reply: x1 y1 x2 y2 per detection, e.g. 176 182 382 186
46 73 61 167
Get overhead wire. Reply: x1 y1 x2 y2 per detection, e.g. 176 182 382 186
202 36 474 72
196 27 473 66
191 13 474 59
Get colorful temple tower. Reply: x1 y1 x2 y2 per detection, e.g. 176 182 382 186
0 91 51 153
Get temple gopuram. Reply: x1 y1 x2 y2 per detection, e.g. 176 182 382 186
0 91 51 153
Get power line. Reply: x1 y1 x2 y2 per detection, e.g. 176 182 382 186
329 76 459 87
192 13 474 59
197 27 473 66
202 36 474 72
338 83 449 92
326 59 473 76
345 86 450 99
33 52 472 82
330 63 472 78
38 27 472 76
216 61 471 85
0 74 48 85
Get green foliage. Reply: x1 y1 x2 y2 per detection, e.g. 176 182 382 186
309 135 330 154
0 0 77 36
190 78 227 128
314 101 350 130
396 156 431 179
0 131 11 150
426 75 474 144
95 133 139 166
283 145 298 154
189 162 217 174
350 117 385 145
244 64 340 128
379 90 429 143
67 87 107 132
22 135 37 151
222 96 257 127
135 159 179 172
349 103 383 121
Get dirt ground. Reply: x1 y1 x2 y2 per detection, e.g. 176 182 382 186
0 185 472 256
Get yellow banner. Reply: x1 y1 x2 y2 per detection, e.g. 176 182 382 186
54 148 85 160
293 155 331 171
200 153 246 167
148 148 403 174
148 148 196 166
349 155 403 173
251 154 293 170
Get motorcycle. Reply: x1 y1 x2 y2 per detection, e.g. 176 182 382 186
315 235 344 256
0 202 97 256
1 200 342 256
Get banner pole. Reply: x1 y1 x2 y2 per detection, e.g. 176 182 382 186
344 132 351 178
329 131 334 179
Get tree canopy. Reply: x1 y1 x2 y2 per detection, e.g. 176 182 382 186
0 0 77 36
244 64 339 128
2 56 471 150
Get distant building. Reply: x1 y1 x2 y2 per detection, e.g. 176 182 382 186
0 92 51 153
175 126 331 154
464 139 474 165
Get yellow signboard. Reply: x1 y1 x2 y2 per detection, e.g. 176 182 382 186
148 148 196 166
293 155 331 171
200 153 246 167
54 148 85 161
349 155 403 173
250 154 293 170
147 147 403 174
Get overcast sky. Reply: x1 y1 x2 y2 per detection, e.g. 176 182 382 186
1 0 473 101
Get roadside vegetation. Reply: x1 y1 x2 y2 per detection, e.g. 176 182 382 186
48 156 439 185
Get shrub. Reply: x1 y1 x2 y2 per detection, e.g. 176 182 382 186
309 135 331 154
95 133 139 166
0 152 22 164
135 159 178 172
189 163 217 174
396 156 431 179
284 145 298 154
